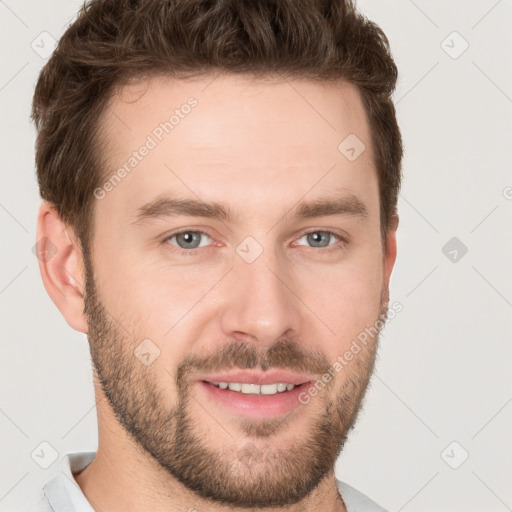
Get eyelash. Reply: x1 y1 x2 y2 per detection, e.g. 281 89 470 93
162 229 348 255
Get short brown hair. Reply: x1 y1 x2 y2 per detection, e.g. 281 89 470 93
32 0 402 253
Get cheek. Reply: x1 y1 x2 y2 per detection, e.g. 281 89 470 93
300 252 384 355
93 254 219 366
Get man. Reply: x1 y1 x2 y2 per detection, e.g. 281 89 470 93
26 0 402 510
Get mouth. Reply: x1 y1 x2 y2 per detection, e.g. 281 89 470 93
196 370 314 419
206 381 299 395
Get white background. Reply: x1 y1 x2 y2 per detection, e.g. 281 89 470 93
0 1 511 510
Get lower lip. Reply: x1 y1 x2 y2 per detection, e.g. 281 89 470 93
197 381 310 419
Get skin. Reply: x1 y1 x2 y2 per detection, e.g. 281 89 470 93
36 73 398 512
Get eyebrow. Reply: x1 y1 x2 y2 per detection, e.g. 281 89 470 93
132 193 369 224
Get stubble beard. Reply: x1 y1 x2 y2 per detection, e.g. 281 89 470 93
83 253 389 508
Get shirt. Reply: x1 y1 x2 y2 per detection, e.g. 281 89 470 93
13 452 387 512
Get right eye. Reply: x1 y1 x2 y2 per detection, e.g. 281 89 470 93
164 230 214 251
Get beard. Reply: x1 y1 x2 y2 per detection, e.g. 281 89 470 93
83 252 389 508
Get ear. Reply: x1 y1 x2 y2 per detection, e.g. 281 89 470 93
382 213 399 289
35 201 88 333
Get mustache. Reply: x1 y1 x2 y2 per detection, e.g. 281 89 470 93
176 339 332 387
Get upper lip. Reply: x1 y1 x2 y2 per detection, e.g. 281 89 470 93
198 369 315 386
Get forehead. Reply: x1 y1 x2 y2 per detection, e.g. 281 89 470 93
97 74 378 222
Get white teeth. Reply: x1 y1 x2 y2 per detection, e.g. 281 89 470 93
241 383 260 394
210 382 296 395
261 384 278 395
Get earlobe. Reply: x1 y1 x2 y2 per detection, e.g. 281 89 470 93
35 201 88 333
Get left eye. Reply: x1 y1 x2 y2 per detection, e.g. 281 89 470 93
296 231 341 249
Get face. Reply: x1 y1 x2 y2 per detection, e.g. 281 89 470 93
83 74 395 507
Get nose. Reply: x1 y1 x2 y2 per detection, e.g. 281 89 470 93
218 248 302 347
